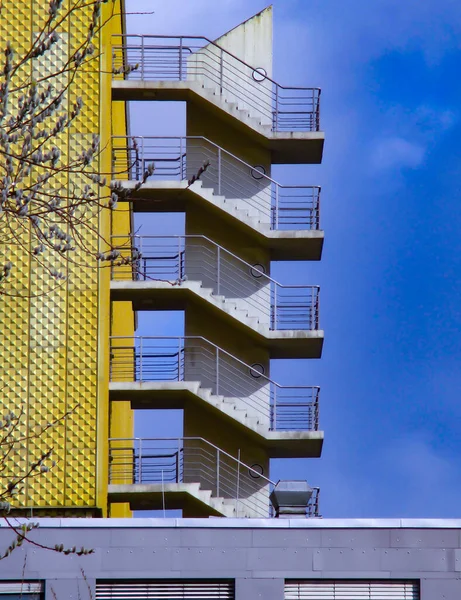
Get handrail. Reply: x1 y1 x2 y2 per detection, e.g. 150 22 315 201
109 436 277 487
112 35 321 132
111 135 321 230
108 436 321 517
111 234 320 331
112 134 320 192
110 335 319 394
111 234 316 291
112 34 320 94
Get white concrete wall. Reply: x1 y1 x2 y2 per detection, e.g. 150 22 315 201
186 7 274 127
183 410 271 518
185 137 272 224
182 335 271 426
183 236 272 326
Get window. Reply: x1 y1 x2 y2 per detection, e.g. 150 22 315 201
0 582 42 600
285 580 419 599
96 580 234 599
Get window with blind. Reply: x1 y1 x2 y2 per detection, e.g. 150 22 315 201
95 580 234 600
285 580 419 599
0 582 42 600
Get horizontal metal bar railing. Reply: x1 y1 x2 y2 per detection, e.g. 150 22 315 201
111 234 320 331
108 436 320 518
111 135 321 231
112 34 321 132
109 336 320 432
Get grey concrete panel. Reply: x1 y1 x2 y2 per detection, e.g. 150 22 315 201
252 528 322 548
45 578 95 600
172 547 248 572
421 578 461 599
390 529 460 549
247 547 313 571
315 571 391 579
320 529 391 548
236 578 284 600
180 528 253 547
110 528 181 548
25 549 102 574
381 549 451 572
313 548 382 571
25 528 111 549
454 549 461 571
100 547 173 572
101 570 181 579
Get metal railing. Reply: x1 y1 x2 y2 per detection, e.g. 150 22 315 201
109 336 320 432
112 35 321 132
111 136 321 231
108 436 320 518
111 235 320 331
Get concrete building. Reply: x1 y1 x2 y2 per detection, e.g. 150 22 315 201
1 3 459 599
2 518 461 599
107 6 324 519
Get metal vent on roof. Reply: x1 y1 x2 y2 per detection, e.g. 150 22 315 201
285 580 419 599
96 581 234 600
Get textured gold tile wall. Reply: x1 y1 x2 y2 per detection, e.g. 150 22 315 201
0 1 102 510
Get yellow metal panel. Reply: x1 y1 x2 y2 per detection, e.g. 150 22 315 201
105 1 135 519
0 0 131 514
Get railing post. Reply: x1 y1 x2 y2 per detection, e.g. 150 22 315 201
216 447 220 497
217 245 221 295
273 386 277 431
139 337 143 382
217 146 222 195
311 288 315 330
141 137 144 182
180 136 184 180
178 236 182 280
179 37 183 80
138 439 142 484
312 88 316 130
219 48 224 95
177 438 182 482
141 36 145 80
273 285 277 330
216 346 220 395
274 85 279 131
275 185 279 229
178 337 181 381
236 449 241 517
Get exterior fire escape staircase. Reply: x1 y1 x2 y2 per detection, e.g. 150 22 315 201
108 11 324 519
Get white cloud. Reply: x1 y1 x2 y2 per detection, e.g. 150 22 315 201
371 137 426 170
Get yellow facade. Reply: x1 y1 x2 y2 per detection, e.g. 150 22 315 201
0 0 132 516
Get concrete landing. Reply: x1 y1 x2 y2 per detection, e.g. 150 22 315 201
114 182 324 261
109 381 324 458
112 81 324 164
110 281 324 359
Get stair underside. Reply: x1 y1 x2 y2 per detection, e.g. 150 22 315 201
112 80 324 164
110 281 324 359
115 182 323 261
108 482 234 517
109 381 324 458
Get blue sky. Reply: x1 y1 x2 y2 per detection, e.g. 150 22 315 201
125 0 461 517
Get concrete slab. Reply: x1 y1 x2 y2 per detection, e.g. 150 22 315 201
112 81 324 164
115 182 324 261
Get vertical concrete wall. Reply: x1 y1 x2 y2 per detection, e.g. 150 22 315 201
183 236 272 326
184 303 271 416
186 7 274 126
185 136 273 224
183 410 270 517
